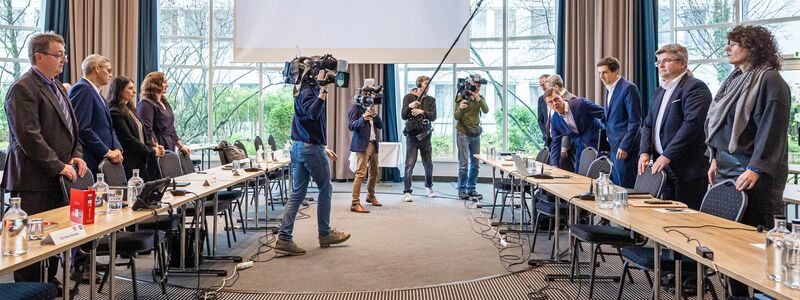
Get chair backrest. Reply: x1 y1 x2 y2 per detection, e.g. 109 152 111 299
158 151 184 178
585 156 612 180
700 179 747 222
577 147 599 176
633 165 666 198
179 153 196 175
254 136 265 152
267 135 277 151
59 166 95 201
234 140 248 156
535 148 549 163
98 158 127 187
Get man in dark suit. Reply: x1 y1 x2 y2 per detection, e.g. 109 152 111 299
2 32 87 283
69 54 122 175
544 74 580 169
535 74 551 147
597 57 642 188
639 44 711 209
546 88 605 171
347 89 383 213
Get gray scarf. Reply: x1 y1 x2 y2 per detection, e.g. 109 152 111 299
705 66 769 153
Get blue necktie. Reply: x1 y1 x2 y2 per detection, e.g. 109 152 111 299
46 82 73 133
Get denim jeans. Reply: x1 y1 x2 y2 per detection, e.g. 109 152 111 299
403 133 433 193
456 131 480 192
279 141 332 241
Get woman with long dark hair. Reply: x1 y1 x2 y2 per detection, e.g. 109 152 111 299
108 76 164 180
705 25 790 297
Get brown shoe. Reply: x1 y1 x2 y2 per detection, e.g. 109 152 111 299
350 203 369 213
366 196 382 206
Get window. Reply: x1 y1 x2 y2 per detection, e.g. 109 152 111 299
0 0 44 147
159 0 290 151
397 0 557 160
659 0 800 161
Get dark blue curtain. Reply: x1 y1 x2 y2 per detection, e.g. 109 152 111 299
381 64 401 182
44 0 70 84
633 0 659 116
137 0 159 89
555 0 566 77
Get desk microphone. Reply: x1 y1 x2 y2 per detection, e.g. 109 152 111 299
531 163 553 179
580 179 595 200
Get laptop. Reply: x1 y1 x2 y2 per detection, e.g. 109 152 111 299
511 154 559 179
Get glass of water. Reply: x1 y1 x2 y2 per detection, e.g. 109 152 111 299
613 187 628 208
108 188 124 213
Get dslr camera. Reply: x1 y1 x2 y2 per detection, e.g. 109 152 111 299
457 73 488 99
282 54 350 88
353 79 383 109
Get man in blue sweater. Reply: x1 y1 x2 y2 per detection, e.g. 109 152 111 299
275 69 350 256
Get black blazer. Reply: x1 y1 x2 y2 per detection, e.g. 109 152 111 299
639 75 712 181
110 107 154 173
2 68 82 192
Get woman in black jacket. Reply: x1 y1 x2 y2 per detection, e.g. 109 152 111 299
108 76 164 180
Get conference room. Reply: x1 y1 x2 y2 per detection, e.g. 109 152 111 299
1 0 800 299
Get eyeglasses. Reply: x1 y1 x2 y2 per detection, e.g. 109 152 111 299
654 58 680 67
38 51 68 59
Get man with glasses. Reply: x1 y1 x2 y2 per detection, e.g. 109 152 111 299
2 32 87 285
639 44 712 209
69 54 123 176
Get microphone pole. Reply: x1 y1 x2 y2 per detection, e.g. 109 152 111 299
415 0 484 100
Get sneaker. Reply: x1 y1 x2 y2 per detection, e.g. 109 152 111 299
458 191 469 200
274 239 306 256
403 193 413 202
426 187 436 198
319 229 351 248
468 190 483 200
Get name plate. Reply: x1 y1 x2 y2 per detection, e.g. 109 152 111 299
42 224 87 245
203 177 218 186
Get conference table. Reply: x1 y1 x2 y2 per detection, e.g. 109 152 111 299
0 158 290 300
476 154 800 300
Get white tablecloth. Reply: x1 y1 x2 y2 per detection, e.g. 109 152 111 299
348 142 404 173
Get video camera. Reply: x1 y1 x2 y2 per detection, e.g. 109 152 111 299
457 74 488 99
282 54 350 88
353 79 383 109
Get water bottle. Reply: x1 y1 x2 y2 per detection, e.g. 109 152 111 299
2 197 29 256
266 148 274 163
93 173 109 211
127 169 145 206
766 216 790 281
783 219 800 288
256 145 265 164
595 172 614 209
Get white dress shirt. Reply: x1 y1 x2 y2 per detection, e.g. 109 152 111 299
654 71 686 154
605 76 622 106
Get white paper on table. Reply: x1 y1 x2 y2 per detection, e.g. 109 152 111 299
751 243 766 250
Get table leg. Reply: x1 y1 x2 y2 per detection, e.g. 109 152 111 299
108 231 117 300
212 192 218 255
653 243 661 300
697 263 704 300
179 209 186 270
90 240 97 300
675 257 682 299
62 249 71 300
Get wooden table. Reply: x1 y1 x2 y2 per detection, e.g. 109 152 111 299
0 158 291 299
477 154 800 300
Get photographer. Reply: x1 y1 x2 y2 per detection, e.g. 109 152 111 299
348 86 383 213
275 57 350 256
401 76 438 202
454 74 489 200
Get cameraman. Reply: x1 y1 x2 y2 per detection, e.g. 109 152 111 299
347 88 383 213
402 76 438 202
454 74 489 200
275 66 350 256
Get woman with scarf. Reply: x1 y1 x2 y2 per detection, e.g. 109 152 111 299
705 25 790 297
